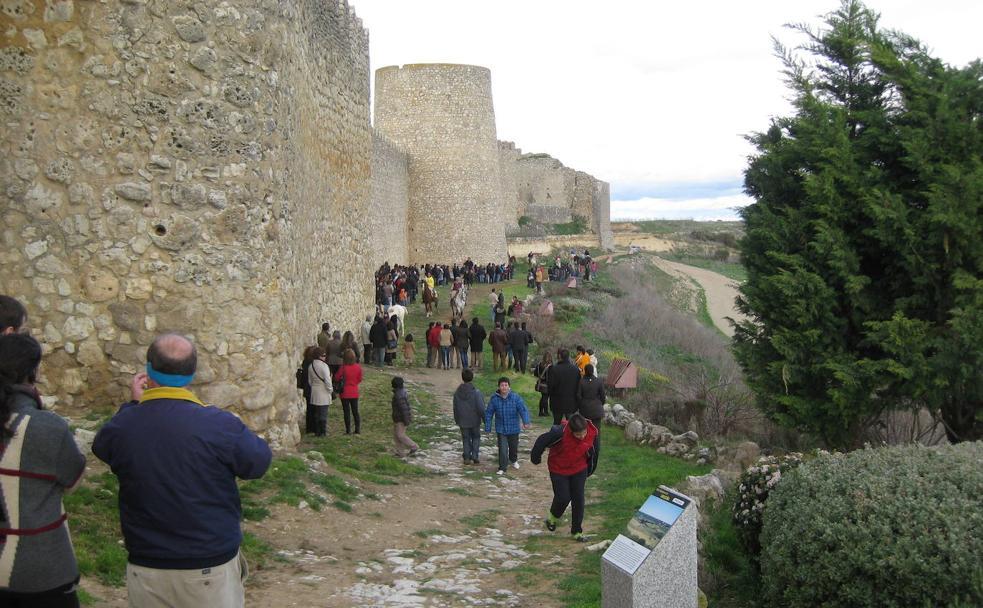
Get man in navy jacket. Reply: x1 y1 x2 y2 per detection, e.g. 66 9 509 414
93 333 271 607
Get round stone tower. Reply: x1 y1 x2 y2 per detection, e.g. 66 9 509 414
373 64 508 263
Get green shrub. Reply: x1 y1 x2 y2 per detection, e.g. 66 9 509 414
732 453 803 556
760 442 983 608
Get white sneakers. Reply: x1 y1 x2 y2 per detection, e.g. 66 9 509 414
512 461 520 470
496 469 505 476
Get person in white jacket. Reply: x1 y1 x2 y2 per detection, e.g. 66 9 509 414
308 347 333 436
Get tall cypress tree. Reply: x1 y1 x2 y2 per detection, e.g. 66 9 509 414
734 0 981 447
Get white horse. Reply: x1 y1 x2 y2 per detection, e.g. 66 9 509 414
387 303 407 333
450 286 468 322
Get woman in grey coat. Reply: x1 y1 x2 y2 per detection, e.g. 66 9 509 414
0 334 86 604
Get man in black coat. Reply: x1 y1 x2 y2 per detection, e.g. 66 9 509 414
469 318 487 370
369 316 388 367
509 322 531 373
547 348 581 425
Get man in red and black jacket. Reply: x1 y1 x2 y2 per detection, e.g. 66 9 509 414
530 413 599 541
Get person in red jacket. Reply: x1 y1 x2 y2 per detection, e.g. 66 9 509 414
426 322 442 368
334 348 364 434
530 413 599 541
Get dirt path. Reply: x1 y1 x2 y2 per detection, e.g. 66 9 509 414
648 257 746 336
243 365 571 607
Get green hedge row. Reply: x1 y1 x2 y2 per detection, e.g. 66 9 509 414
760 442 982 608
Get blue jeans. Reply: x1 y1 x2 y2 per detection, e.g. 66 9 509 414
374 347 385 367
460 427 480 462
440 346 450 368
459 347 469 368
496 433 519 472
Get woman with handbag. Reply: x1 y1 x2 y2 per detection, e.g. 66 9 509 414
533 351 553 417
334 349 363 435
307 347 333 437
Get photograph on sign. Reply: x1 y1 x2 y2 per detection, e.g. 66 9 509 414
624 491 686 550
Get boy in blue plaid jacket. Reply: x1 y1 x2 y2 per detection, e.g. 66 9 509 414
484 377 531 475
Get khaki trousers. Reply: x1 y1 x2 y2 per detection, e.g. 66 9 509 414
393 422 419 456
127 552 247 608
471 351 482 369
493 351 507 371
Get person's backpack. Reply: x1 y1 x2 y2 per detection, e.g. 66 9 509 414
295 365 306 390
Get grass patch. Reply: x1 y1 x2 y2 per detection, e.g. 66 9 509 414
701 492 761 607
62 472 127 587
311 472 359 502
620 219 744 237
241 531 277 571
443 486 473 496
413 528 444 538
693 284 717 331
78 588 99 606
550 216 588 235
459 509 501 529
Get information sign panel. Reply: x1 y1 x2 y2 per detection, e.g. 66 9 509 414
604 535 651 575
624 488 691 550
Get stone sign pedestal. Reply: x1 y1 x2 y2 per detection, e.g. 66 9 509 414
601 486 698 608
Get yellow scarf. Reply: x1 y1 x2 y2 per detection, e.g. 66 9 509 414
139 386 206 407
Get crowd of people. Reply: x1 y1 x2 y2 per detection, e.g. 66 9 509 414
0 248 606 605
525 248 597 287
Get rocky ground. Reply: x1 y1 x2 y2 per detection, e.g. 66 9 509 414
243 366 582 607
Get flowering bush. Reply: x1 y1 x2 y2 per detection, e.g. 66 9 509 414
759 443 983 608
732 452 803 556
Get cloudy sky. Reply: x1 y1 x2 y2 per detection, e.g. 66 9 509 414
351 1 982 221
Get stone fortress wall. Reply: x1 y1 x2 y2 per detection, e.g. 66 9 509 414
1 0 373 448
1 0 611 448
367 133 409 269
496 142 614 249
373 63 508 263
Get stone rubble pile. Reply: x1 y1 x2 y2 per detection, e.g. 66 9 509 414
603 403 715 465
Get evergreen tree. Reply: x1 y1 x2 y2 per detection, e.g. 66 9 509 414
734 0 982 447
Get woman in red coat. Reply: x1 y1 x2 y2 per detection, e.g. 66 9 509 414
334 348 364 434
530 413 599 541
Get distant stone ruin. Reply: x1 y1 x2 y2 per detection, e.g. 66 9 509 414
0 0 610 447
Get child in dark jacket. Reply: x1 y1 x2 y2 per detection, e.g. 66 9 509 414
391 376 418 457
530 413 598 541
452 369 485 465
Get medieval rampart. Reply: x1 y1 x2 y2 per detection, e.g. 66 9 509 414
373 63 508 263
2 3 611 448
497 144 613 249
1 0 373 448
368 133 410 269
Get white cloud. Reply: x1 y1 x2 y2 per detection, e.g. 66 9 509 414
613 194 753 222
353 0 983 210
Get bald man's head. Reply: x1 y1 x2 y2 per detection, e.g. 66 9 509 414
147 333 197 377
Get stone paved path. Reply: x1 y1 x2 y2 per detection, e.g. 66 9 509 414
244 365 573 607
